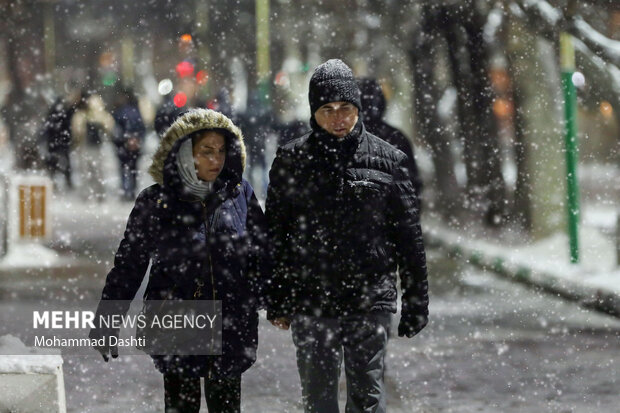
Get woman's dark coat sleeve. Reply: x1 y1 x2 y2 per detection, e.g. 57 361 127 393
100 190 154 309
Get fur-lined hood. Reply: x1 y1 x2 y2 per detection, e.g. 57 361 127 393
148 108 246 186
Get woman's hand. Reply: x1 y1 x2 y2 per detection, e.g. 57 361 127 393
89 327 119 362
269 317 291 330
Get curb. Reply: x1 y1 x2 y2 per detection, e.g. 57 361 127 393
425 228 620 319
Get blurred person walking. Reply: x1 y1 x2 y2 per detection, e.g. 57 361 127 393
265 59 429 413
207 88 237 122
112 87 146 201
358 78 423 202
90 109 266 413
71 91 115 202
154 93 183 137
40 90 80 190
238 90 277 194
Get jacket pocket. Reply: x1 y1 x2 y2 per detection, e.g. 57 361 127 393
344 180 386 219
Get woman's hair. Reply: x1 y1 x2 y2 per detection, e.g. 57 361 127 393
189 128 232 148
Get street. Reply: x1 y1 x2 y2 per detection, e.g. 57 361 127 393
2 1 620 412
388 251 620 412
3 244 618 412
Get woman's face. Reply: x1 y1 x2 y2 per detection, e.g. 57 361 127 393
192 131 226 182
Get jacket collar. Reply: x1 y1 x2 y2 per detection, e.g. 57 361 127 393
308 117 365 160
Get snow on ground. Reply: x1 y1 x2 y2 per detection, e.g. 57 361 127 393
428 214 620 298
0 335 62 374
509 226 618 294
0 243 68 269
509 226 616 275
583 204 617 232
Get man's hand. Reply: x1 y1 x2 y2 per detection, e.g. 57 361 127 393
89 328 119 362
269 317 291 330
398 312 428 338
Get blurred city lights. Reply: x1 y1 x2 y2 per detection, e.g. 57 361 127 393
571 71 585 88
102 72 117 86
600 101 613 119
274 71 290 87
196 70 208 85
492 98 513 119
176 61 195 78
173 92 188 108
158 79 173 95
99 51 115 68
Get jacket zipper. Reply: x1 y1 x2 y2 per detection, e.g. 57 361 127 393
201 201 218 380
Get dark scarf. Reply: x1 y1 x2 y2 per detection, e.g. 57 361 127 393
308 117 363 169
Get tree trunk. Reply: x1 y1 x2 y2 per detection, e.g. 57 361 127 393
464 8 506 225
443 10 484 203
2 0 45 170
410 8 460 217
505 17 567 239
441 3 507 224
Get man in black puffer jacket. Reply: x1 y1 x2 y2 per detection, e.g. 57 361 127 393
265 59 429 413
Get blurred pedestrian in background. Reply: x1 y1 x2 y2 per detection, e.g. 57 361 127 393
358 77 423 203
40 88 80 190
154 93 183 138
112 87 146 201
207 87 237 122
239 90 277 196
71 90 115 202
273 118 308 147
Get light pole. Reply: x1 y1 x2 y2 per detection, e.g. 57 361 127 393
560 32 580 264
256 0 270 102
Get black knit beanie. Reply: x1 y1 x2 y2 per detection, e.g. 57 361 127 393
308 59 362 115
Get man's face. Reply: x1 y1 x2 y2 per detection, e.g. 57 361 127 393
314 101 359 138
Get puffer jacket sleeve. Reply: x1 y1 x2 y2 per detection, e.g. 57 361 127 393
387 156 429 317
264 146 294 320
99 188 154 311
242 180 270 308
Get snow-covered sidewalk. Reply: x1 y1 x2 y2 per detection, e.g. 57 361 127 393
425 217 620 318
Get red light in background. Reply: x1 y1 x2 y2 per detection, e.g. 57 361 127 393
196 70 208 85
180 34 192 43
176 61 195 78
274 71 290 87
173 92 188 108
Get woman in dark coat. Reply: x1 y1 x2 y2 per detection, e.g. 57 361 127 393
91 108 266 412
